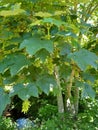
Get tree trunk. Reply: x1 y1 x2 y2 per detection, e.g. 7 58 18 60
55 66 64 113
73 87 79 116
65 66 75 115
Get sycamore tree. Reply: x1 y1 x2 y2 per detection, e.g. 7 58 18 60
0 0 98 117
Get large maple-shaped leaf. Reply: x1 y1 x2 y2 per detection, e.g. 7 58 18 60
68 49 98 71
81 83 95 99
36 74 57 94
0 88 11 116
20 37 53 55
0 54 30 76
9 83 38 100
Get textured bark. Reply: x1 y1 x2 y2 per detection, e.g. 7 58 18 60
65 65 75 114
65 66 80 116
73 87 79 115
55 66 64 113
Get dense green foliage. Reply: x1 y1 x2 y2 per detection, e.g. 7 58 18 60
0 117 17 130
0 0 98 129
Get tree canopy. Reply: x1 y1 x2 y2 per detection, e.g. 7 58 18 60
0 0 98 117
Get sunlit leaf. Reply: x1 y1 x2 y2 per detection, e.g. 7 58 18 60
54 11 66 16
30 20 42 26
35 12 52 17
0 3 25 16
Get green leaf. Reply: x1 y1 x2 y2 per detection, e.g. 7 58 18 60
81 83 95 99
36 74 57 94
60 43 71 55
0 54 30 76
3 76 18 85
42 18 66 27
30 20 42 26
57 31 77 38
20 37 53 55
54 11 66 16
0 10 25 17
68 49 98 71
59 64 71 79
34 11 66 18
0 88 11 116
30 0 40 3
9 83 38 100
0 3 25 17
35 12 52 17
35 49 50 62
0 30 14 40
75 81 84 88
82 72 96 83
